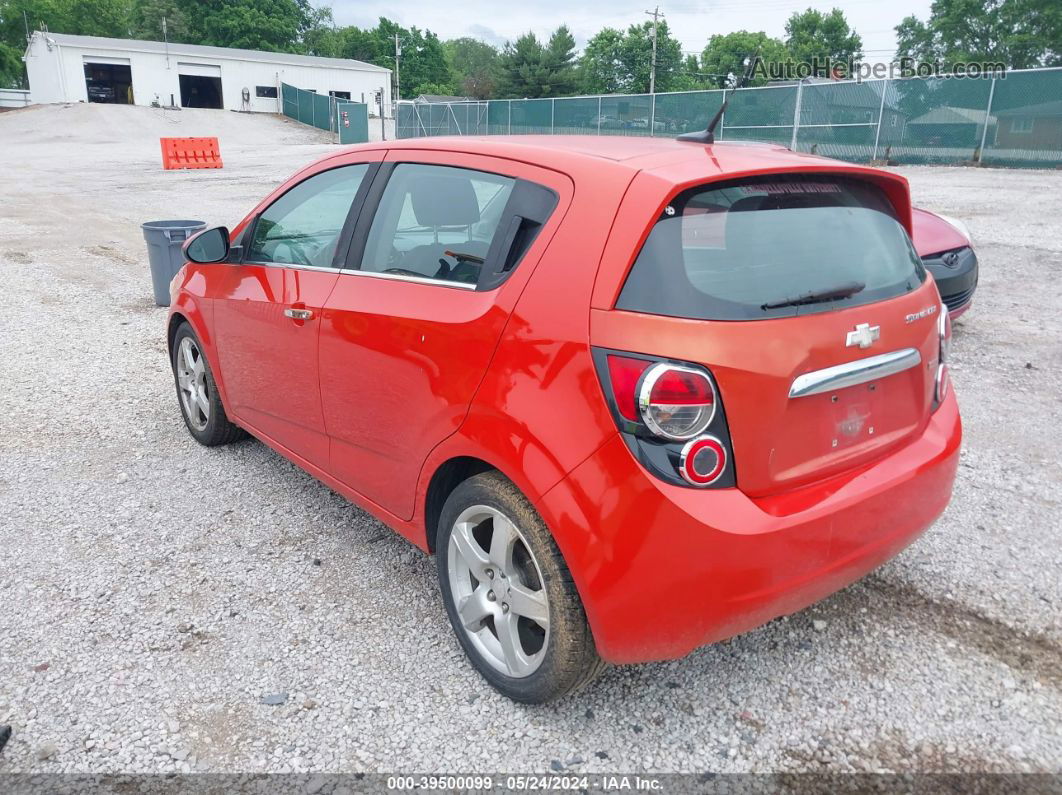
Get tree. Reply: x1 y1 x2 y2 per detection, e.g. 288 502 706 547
496 26 576 98
896 0 1061 69
544 24 576 95
397 27 450 98
444 36 499 98
896 0 1007 67
1008 0 1062 66
330 18 450 99
409 81 456 97
0 0 133 87
129 0 189 42
580 27 624 93
181 0 314 53
0 41 20 86
700 30 788 87
785 7 863 72
620 19 682 93
668 54 709 91
298 2 338 57
336 23 388 65
579 20 682 94
497 32 547 97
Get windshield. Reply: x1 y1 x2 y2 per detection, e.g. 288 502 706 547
617 175 926 320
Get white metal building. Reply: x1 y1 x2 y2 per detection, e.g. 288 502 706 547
23 32 391 113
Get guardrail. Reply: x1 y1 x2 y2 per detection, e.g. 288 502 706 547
0 89 31 109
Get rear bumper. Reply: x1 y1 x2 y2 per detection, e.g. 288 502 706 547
923 247 978 317
539 391 962 664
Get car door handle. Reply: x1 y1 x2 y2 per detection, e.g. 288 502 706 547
284 308 314 320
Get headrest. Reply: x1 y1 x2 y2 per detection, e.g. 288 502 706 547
727 195 766 213
725 196 772 261
411 174 481 227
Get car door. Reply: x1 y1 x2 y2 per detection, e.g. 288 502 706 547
319 151 570 520
213 156 381 468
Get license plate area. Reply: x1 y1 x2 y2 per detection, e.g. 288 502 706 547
826 380 887 450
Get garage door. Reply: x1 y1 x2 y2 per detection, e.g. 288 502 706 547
178 62 223 109
178 62 222 77
83 57 132 104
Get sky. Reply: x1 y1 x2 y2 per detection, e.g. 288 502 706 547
326 0 936 64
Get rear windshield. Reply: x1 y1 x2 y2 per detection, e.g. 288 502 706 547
617 175 926 320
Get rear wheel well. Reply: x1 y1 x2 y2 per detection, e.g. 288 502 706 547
424 457 495 553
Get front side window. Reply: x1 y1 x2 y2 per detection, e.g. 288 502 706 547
359 164 516 286
247 165 369 268
617 175 926 320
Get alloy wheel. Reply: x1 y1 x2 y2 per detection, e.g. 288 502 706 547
176 336 210 432
446 505 550 677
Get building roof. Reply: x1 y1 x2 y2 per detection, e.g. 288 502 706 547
908 106 989 126
767 77 902 112
30 32 390 73
995 99 1062 118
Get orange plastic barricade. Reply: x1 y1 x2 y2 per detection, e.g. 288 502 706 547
160 137 223 170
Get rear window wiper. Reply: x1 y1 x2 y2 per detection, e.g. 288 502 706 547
761 281 865 311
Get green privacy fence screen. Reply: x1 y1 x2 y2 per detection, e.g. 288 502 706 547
281 82 340 133
395 67 1062 168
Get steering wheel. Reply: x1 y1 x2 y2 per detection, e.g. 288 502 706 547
285 240 315 267
265 238 314 267
387 246 406 268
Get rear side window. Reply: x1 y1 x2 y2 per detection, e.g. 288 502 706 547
617 176 926 320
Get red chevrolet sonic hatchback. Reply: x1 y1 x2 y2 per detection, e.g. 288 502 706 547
169 136 961 702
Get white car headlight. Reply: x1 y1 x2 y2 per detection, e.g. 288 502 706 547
935 213 972 244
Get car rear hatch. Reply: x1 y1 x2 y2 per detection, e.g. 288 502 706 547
591 170 944 498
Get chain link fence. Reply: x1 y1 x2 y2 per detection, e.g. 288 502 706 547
282 82 341 133
395 68 1062 168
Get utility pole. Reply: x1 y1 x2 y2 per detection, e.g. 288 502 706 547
394 34 402 103
644 6 664 94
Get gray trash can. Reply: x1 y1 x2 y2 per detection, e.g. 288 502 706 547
142 220 206 306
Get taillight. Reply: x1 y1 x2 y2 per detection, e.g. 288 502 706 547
595 349 735 489
606 355 650 422
935 303 951 406
638 363 716 441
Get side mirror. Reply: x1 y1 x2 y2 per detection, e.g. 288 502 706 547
184 226 231 264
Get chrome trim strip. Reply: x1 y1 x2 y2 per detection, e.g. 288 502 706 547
256 262 345 274
789 348 922 398
337 269 478 290
637 362 717 441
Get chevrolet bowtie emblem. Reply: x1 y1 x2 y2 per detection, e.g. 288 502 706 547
846 323 880 349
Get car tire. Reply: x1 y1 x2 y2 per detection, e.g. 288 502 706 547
171 323 245 447
436 471 605 703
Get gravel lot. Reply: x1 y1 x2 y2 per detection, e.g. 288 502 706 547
1 103 1060 777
